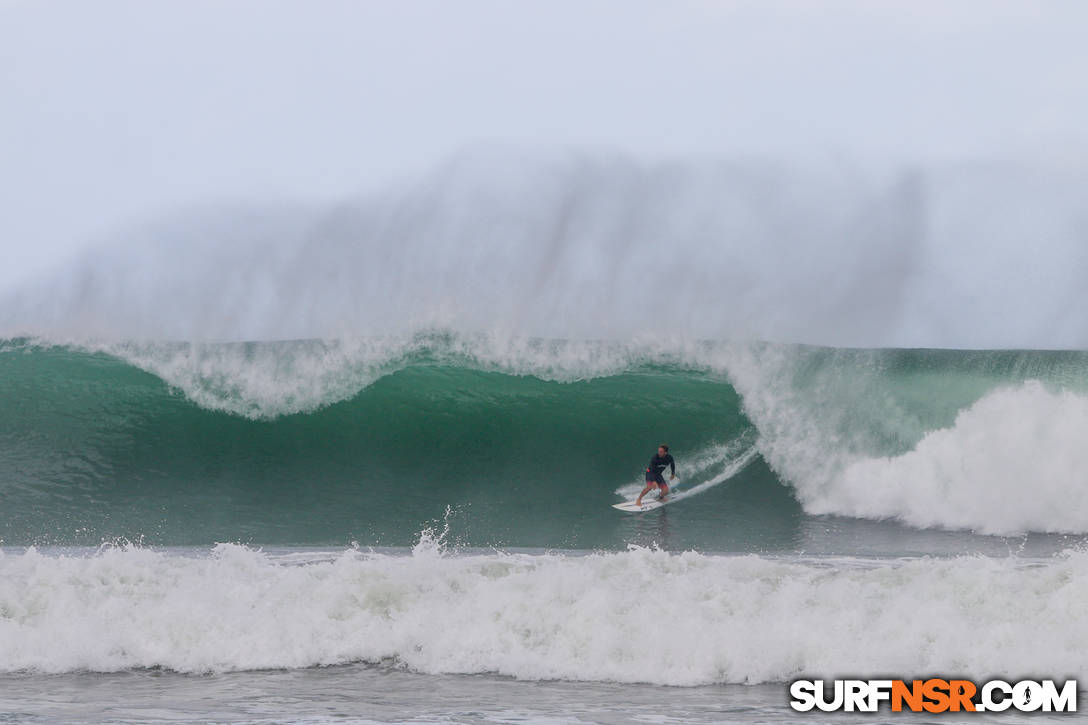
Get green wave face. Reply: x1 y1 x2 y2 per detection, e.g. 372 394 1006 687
0 343 759 548
5 338 1088 550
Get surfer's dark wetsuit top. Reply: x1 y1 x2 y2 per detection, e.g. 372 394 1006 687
645 454 675 484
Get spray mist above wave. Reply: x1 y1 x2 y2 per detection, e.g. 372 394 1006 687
2 543 1086 682
4 154 1088 348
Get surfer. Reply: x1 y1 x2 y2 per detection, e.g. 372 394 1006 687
635 444 676 506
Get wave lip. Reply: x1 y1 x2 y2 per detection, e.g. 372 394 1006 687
1 544 1086 684
12 332 709 419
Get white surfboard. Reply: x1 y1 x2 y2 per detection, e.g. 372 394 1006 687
612 488 679 513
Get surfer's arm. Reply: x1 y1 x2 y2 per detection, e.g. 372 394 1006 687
669 455 676 478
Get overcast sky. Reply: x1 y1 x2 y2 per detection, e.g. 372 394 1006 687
3 1 1088 347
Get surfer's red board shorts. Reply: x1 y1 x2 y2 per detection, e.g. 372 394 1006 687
645 468 666 485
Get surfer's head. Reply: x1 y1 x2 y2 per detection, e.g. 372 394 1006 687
658 444 669 455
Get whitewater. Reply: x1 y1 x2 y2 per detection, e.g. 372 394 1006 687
2 541 1086 682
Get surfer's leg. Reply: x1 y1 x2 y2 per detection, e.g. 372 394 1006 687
658 483 669 501
635 483 653 506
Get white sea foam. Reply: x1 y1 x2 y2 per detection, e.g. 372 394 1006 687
722 344 1088 535
828 382 1088 534
0 543 1085 683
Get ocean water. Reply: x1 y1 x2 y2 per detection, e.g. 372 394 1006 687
2 336 1088 723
